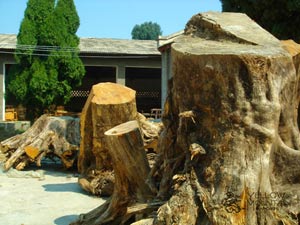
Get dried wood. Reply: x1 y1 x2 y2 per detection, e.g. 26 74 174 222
72 120 155 225
77 82 138 196
0 114 80 170
77 83 162 196
148 12 300 225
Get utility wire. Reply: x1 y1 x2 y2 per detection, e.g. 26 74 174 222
0 50 78 57
0 43 81 57
16 45 79 52
0 43 80 52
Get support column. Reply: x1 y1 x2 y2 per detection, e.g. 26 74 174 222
0 62 5 121
161 50 172 110
116 65 126 85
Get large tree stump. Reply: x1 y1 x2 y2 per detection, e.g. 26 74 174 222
0 114 80 170
148 12 300 224
72 120 156 225
78 82 138 196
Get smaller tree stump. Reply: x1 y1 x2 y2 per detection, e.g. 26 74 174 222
72 120 155 225
105 120 153 201
78 82 138 196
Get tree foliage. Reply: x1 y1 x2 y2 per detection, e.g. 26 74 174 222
220 0 300 41
131 21 162 40
7 0 85 117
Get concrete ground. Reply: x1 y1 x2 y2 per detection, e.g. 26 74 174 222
0 158 106 225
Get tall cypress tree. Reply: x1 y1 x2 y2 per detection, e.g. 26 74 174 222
7 0 85 118
52 0 85 89
15 0 54 64
220 0 300 41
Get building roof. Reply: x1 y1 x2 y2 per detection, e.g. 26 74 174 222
158 30 184 52
0 34 16 50
80 37 160 55
0 33 161 56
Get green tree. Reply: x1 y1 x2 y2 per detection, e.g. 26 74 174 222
7 0 85 118
220 0 300 41
131 21 162 40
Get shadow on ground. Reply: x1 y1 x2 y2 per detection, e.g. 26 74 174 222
43 182 87 194
54 214 79 225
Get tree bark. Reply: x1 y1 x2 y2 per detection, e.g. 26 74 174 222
77 82 139 196
77 83 162 196
149 12 300 225
138 113 164 153
0 114 80 170
72 120 156 225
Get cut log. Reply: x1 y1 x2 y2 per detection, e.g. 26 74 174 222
72 120 155 225
78 82 139 196
0 114 80 170
105 120 153 200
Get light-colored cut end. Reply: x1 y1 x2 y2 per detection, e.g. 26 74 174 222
105 120 139 136
91 82 136 105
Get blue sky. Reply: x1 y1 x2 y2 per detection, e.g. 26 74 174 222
0 0 222 39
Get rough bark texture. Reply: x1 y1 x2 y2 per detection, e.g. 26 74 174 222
0 114 80 170
139 113 164 153
77 82 138 196
77 82 163 196
149 12 300 225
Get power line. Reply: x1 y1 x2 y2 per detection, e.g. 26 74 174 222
0 50 79 57
16 45 79 52
0 43 81 57
0 43 80 53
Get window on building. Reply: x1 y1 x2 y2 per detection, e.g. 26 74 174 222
125 67 161 113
